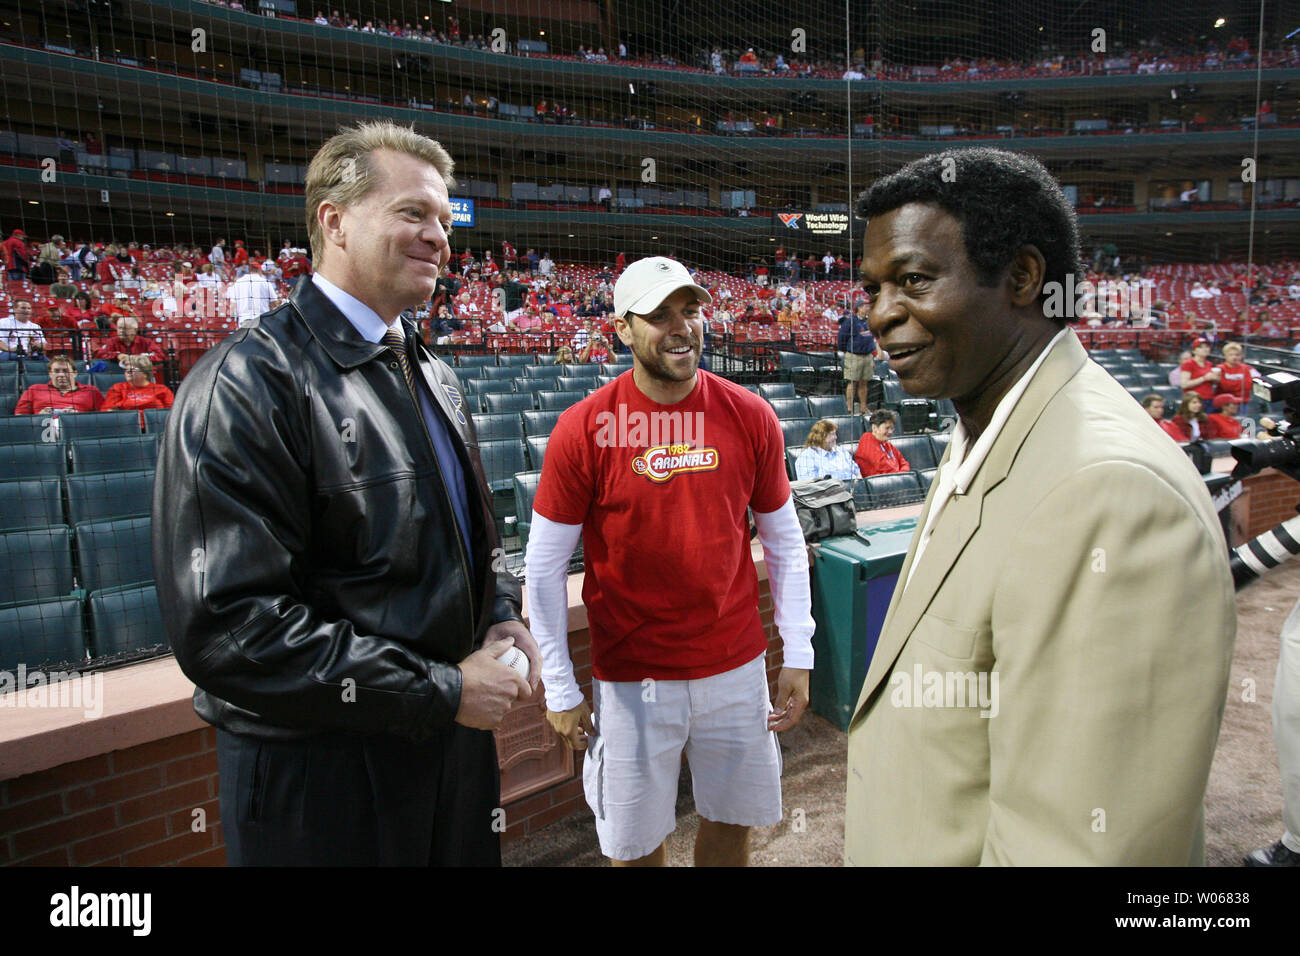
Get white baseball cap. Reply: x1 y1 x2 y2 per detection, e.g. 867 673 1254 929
613 257 711 318
260 260 277 273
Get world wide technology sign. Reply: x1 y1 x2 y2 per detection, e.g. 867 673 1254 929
773 211 850 236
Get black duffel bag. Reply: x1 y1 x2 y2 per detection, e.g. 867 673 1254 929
790 477 856 542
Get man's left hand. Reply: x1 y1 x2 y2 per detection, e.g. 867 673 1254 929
768 667 810 732
483 620 542 697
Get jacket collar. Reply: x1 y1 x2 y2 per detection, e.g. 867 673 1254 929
850 328 1088 725
289 276 390 369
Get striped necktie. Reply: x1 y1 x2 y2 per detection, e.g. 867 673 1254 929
382 327 416 394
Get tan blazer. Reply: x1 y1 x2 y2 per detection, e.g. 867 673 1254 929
845 331 1235 865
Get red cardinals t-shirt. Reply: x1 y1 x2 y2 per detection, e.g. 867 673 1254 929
1215 362 1255 404
1180 359 1217 400
533 369 791 682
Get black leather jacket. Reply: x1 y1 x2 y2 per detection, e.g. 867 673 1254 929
153 277 522 741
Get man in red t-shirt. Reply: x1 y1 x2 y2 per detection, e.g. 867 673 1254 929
525 256 813 867
1214 341 1255 407
14 354 104 414
854 410 912 475
94 315 165 365
1180 338 1220 400
1206 395 1244 439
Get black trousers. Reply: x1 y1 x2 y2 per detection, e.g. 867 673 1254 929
216 724 501 866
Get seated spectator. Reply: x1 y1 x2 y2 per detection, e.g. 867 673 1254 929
1142 393 1184 441
0 298 46 361
62 291 109 331
1168 393 1209 441
1206 395 1244 439
432 305 461 345
1179 338 1220 399
510 308 544 332
579 332 611 364
854 410 911 476
14 354 104 414
49 268 77 299
795 420 860 481
102 357 174 410
553 345 575 365
94 316 165 366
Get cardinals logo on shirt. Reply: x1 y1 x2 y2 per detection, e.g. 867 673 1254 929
630 443 720 483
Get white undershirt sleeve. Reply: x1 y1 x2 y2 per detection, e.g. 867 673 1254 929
523 512 586 712
752 496 815 669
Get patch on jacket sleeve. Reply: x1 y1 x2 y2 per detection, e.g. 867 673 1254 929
442 383 467 425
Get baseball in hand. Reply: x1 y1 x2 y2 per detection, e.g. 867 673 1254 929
496 645 531 681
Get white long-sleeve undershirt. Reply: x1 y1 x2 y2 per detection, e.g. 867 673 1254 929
524 496 816 713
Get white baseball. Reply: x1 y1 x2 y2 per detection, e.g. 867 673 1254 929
497 645 530 681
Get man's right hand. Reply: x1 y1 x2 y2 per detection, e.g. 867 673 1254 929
545 700 593 750
454 638 532 730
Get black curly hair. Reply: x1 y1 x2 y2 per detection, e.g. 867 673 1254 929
855 148 1083 310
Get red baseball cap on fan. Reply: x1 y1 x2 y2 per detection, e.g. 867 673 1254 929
613 257 711 318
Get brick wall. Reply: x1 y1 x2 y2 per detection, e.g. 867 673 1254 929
2 582 781 864
1242 470 1300 539
1 729 222 866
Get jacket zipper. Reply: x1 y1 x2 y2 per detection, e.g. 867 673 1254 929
397 346 478 640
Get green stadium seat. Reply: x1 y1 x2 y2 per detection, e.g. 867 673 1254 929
141 408 170 433
483 392 534 414
865 472 925 509
595 375 618 388
759 383 797 400
917 468 937 492
90 372 128 394
784 446 800 480
88 584 167 659
880 380 906 408
512 471 542 550
806 396 847 418
478 366 523 381
0 479 65 532
521 410 562 436
0 442 67 480
526 435 548 471
65 469 155 526
74 517 154 593
498 353 536 367
0 416 56 445
891 435 937 471
69 434 159 475
562 364 603 380
471 412 524 442
0 527 76 606
456 354 497 369
780 418 817 448
476 439 529 493
930 433 953 462
521 365 565 382
537 391 585 410
768 398 811 420
0 598 85 672
58 410 143 443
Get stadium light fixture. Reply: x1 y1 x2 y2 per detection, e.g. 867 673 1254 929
27 200 39 205
1215 18 1226 28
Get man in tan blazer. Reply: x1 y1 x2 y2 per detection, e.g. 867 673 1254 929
844 148 1235 866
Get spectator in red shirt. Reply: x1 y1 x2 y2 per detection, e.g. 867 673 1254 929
2 228 30 279
854 410 911 476
1179 338 1220 399
14 354 104 414
63 291 111 331
1206 395 1244 439
1214 341 1256 405
579 332 611 364
1168 393 1209 441
1143 393 1184 441
94 315 165 365
102 356 174 410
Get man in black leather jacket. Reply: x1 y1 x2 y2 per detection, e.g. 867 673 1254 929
153 121 540 866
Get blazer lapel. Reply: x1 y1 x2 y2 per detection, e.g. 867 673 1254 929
848 329 1089 727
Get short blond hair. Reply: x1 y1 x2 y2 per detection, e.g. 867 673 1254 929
1222 341 1243 356
304 121 456 262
